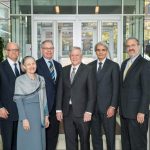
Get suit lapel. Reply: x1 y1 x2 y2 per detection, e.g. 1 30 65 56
92 61 97 77
53 60 60 81
71 63 84 85
3 60 16 89
123 55 142 83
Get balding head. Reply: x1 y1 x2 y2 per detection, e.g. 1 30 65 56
5 42 20 62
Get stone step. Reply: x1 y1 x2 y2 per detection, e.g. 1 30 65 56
56 134 121 150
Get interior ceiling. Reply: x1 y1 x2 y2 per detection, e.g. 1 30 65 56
0 0 139 14
2 0 137 6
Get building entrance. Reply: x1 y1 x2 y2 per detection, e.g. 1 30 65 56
32 15 122 65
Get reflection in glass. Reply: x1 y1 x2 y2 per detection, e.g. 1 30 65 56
0 3 10 46
10 16 31 59
124 0 144 14
37 22 53 58
33 0 76 14
58 23 73 66
123 16 144 60
102 22 118 62
81 22 97 56
11 0 31 14
78 0 121 14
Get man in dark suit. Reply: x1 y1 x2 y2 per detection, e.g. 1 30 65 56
56 47 96 150
36 40 62 150
120 37 150 150
88 42 120 150
0 42 21 150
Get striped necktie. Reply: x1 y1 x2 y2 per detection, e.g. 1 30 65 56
14 63 20 77
49 61 55 82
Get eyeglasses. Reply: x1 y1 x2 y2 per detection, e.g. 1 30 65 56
42 47 54 51
6 49 19 52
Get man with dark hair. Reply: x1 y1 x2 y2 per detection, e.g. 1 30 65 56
36 40 62 150
0 42 21 150
120 37 150 150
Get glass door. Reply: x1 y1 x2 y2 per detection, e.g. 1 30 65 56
32 15 122 65
58 22 73 66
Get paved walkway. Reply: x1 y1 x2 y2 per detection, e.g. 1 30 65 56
0 134 122 150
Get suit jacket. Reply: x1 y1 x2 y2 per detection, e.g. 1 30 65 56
120 55 150 119
0 59 22 121
88 59 120 113
56 63 96 117
36 57 62 114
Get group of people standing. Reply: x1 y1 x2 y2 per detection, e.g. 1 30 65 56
0 37 149 150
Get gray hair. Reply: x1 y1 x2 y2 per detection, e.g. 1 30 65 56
95 42 108 51
41 40 53 48
126 37 140 45
69 46 82 55
22 56 36 65
6 42 19 50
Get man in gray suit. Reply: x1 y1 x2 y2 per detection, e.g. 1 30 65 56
89 42 120 150
120 37 150 150
56 47 96 150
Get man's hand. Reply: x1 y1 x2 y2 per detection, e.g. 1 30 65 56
23 119 30 131
107 106 115 118
56 112 63 122
83 112 92 122
137 113 145 124
0 107 9 119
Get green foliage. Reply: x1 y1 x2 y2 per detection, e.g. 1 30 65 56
0 37 4 62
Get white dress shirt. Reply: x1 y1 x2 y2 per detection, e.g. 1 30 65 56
7 58 20 75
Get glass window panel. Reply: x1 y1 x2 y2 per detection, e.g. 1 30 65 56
0 3 9 18
144 16 150 60
101 22 118 62
81 22 97 56
78 0 122 14
33 0 76 14
11 0 31 14
10 16 31 59
0 3 10 46
123 16 144 60
58 23 73 66
37 22 53 58
124 0 144 14
0 19 10 46
145 0 150 14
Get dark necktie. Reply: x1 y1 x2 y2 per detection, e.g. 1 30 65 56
97 62 102 73
97 62 102 79
14 63 20 77
49 61 55 82
70 68 76 84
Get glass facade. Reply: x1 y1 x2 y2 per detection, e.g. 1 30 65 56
0 0 149 62
0 0 150 61
0 2 10 47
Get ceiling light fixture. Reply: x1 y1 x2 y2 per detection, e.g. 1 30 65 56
55 5 60 14
95 0 100 14
55 0 60 14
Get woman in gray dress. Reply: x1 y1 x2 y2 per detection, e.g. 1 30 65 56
14 56 49 150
